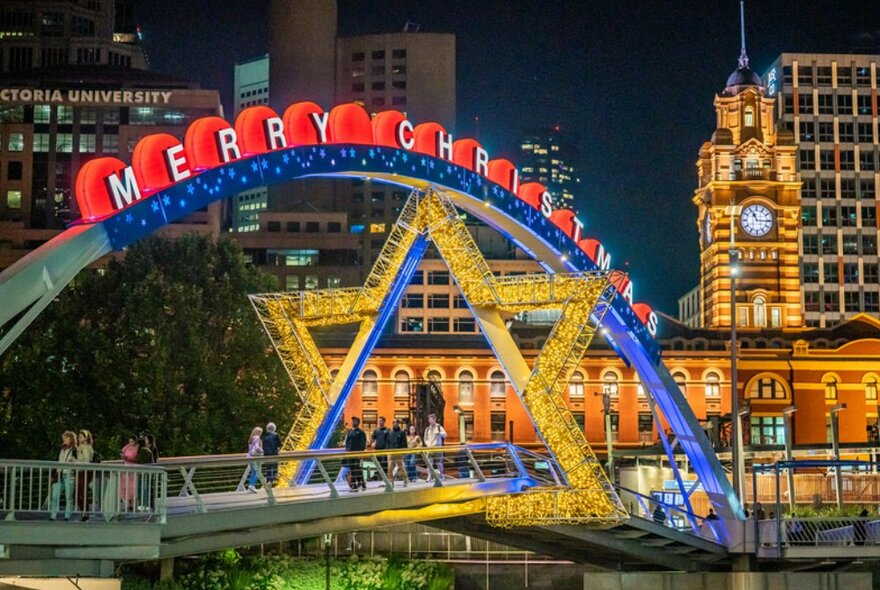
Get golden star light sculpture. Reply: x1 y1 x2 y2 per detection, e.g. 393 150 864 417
250 188 627 527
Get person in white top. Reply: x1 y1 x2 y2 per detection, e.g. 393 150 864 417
246 426 264 493
423 414 447 480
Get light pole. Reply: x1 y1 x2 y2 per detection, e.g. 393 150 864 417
728 201 744 503
453 405 466 444
594 390 614 482
782 405 797 510
829 403 847 509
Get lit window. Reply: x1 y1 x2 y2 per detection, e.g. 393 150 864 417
569 371 585 397
824 379 838 401
7 133 24 152
602 371 619 397
362 370 378 398
744 106 755 127
867 380 879 401
672 372 687 395
748 376 786 399
6 190 22 209
490 370 506 398
458 370 474 403
705 372 721 397
394 370 410 398
753 296 767 327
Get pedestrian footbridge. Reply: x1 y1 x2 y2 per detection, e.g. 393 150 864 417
0 443 725 577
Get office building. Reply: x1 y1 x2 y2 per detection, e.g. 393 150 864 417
232 55 270 232
0 1 223 272
763 53 880 327
518 127 581 209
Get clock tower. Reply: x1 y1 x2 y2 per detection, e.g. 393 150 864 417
693 19 802 330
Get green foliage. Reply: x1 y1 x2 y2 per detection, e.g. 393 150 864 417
0 235 294 459
783 504 875 518
121 551 454 590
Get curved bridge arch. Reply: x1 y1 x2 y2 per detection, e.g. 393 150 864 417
0 105 744 531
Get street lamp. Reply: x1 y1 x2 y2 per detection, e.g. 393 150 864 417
782 405 797 510
829 403 847 509
728 201 744 503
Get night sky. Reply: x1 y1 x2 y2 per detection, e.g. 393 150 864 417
136 1 880 314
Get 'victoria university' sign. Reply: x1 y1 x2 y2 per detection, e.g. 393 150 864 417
0 88 175 105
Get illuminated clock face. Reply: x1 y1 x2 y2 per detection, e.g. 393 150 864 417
740 204 773 237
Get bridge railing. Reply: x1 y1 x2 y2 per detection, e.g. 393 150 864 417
757 516 880 553
615 484 723 544
0 460 166 523
156 443 552 515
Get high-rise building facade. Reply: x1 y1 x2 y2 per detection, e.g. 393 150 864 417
0 0 146 71
518 127 580 208
763 53 880 327
0 1 223 272
232 55 270 232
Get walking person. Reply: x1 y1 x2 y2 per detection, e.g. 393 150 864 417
135 436 154 511
405 424 423 482
370 417 391 482
49 431 77 521
388 419 408 487
74 430 94 521
652 503 666 525
344 417 367 491
145 434 159 463
119 435 139 512
423 414 447 481
246 427 264 493
262 422 282 485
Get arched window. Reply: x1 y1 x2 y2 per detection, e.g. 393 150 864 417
866 378 879 402
362 369 378 398
705 372 721 397
753 296 767 328
394 370 410 398
602 371 619 397
569 371 585 397
637 384 646 398
458 370 474 403
672 372 687 395
744 106 755 127
824 378 838 401
746 375 787 399
427 370 441 383
490 370 506 398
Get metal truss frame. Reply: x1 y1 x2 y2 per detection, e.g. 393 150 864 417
251 188 627 526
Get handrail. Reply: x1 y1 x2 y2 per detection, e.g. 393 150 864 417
614 484 724 544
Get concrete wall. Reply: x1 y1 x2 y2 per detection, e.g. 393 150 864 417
585 572 871 590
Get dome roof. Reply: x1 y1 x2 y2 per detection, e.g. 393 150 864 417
725 65 763 90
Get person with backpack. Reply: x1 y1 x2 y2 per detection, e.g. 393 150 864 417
262 423 282 485
344 417 367 491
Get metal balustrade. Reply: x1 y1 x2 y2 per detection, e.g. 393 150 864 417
758 517 880 550
0 443 556 527
0 460 166 523
157 443 556 516
616 484 724 544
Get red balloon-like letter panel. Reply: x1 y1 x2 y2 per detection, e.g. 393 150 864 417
132 134 185 195
487 159 518 193
518 182 547 210
75 157 128 221
549 209 577 238
412 122 446 157
185 116 234 171
235 105 281 156
372 110 407 148
327 103 373 144
282 102 325 146
451 138 482 171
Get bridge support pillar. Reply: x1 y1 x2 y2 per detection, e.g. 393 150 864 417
159 558 174 582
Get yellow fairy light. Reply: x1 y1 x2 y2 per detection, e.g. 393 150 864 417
250 187 627 527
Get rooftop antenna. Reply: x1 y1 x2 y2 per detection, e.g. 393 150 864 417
738 0 749 69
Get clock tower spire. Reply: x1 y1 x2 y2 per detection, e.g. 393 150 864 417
691 6 802 330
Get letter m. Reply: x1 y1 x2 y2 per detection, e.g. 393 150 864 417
595 245 611 271
105 166 142 210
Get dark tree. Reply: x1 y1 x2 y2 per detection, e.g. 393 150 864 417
0 235 295 460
